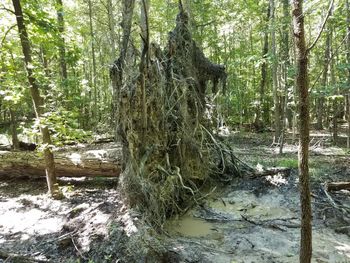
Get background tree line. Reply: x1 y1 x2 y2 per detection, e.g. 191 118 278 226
1 0 349 149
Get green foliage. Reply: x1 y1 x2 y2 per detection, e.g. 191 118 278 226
1 0 349 143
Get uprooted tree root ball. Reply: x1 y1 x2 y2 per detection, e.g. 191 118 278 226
111 6 253 227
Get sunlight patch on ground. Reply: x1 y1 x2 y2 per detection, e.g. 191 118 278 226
120 207 138 237
0 195 66 240
335 241 350 258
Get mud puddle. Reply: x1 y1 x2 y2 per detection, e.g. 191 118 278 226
164 174 350 263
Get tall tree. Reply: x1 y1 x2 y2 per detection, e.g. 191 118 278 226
292 1 312 261
56 0 68 83
88 0 98 122
316 30 331 130
12 0 60 198
346 0 350 148
270 0 281 142
107 0 117 59
279 0 291 154
254 3 270 129
293 0 333 261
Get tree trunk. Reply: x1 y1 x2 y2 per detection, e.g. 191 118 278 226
326 182 350 192
270 0 281 142
329 23 338 145
292 1 312 262
107 0 117 59
255 4 270 129
279 0 290 154
56 0 68 84
0 145 121 178
111 0 136 140
140 0 150 130
9 108 19 150
316 33 331 130
88 0 98 122
12 0 60 198
346 0 350 148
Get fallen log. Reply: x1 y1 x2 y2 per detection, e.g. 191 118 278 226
0 143 122 178
326 182 350 192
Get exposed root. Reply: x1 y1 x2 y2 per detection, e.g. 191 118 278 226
110 5 249 227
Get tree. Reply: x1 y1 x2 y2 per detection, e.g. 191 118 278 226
293 0 334 261
292 2 312 260
11 0 60 198
88 0 98 123
279 0 291 154
254 3 270 130
270 0 281 143
346 0 350 148
56 0 68 84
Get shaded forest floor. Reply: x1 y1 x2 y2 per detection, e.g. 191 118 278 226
0 131 349 262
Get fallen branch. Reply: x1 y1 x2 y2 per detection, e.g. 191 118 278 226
0 250 51 263
326 182 350 192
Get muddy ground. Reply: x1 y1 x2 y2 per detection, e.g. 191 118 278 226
0 132 349 262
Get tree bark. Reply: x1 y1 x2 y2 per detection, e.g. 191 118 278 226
292 1 312 262
12 0 59 198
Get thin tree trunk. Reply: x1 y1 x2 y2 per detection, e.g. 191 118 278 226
346 0 350 148
329 24 339 145
9 108 19 150
56 0 68 84
88 0 98 122
107 0 117 128
140 0 149 130
12 0 60 198
255 4 270 129
316 29 331 130
279 0 290 154
270 0 281 143
292 1 312 262
107 0 117 59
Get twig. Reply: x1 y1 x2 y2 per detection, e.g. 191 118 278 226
322 184 339 209
0 5 15 15
0 24 16 49
71 237 87 260
306 0 334 53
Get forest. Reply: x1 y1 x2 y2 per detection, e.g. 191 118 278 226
0 0 349 262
